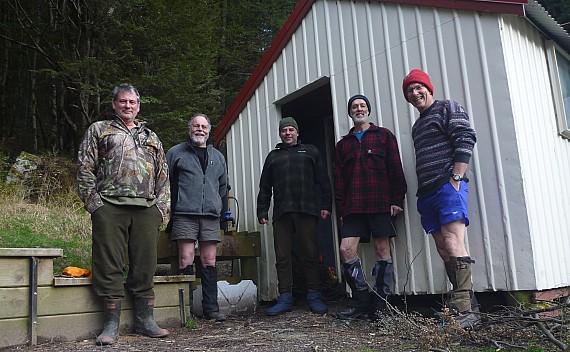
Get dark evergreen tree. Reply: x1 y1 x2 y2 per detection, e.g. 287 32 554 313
0 0 297 154
541 0 570 31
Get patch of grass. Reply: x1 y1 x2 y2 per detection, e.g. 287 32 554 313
0 181 92 274
184 318 199 329
525 347 547 352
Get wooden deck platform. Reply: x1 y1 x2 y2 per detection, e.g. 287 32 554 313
0 248 193 349
0 232 261 349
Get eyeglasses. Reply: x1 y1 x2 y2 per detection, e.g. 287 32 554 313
116 99 139 105
405 84 425 94
191 124 210 130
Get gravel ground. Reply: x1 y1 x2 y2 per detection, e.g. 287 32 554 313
5 299 418 352
3 275 561 352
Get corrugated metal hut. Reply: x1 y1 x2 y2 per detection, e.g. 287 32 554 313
213 0 570 300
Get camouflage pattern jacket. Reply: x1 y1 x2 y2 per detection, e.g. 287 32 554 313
77 115 170 220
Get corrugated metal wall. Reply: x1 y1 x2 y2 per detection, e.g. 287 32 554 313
500 15 570 290
224 0 568 299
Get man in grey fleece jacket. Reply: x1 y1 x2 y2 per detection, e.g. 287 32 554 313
166 113 228 322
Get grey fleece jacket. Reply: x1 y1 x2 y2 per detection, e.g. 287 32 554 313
166 141 227 218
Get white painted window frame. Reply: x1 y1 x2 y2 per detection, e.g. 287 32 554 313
546 40 570 140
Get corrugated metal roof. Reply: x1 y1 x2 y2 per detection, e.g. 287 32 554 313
525 0 570 53
380 0 526 15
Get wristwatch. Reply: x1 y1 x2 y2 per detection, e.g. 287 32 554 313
451 173 463 181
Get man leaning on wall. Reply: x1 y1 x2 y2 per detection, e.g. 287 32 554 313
402 69 480 328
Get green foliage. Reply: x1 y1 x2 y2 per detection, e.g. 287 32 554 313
184 318 199 329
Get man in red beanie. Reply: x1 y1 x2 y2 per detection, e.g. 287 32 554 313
334 95 407 320
402 69 479 328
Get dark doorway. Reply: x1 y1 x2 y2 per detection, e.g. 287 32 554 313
280 83 338 295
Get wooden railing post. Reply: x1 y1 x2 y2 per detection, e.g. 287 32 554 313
28 256 39 346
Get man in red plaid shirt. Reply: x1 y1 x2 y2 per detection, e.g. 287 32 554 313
334 94 407 320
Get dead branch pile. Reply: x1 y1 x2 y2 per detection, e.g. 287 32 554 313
370 295 570 351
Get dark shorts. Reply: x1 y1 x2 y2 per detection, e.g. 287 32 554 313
416 181 469 235
340 213 396 243
170 215 221 242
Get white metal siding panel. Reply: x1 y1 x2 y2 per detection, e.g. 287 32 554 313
334 4 536 293
470 14 525 291
501 15 570 290
223 0 566 298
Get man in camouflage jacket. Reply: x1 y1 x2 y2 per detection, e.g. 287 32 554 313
77 84 170 345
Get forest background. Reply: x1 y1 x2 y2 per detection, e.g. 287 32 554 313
0 0 569 159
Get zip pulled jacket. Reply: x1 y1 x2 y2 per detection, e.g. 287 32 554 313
166 141 228 218
77 115 170 219
257 142 332 223
334 123 407 217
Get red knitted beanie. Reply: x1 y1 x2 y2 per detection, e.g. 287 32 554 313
402 69 434 101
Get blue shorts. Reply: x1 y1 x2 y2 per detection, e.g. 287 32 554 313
416 181 469 235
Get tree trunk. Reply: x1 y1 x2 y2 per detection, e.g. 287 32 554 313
30 52 38 153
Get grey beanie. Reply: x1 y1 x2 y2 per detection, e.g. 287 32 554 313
347 94 371 116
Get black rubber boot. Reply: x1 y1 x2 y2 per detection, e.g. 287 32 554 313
201 266 227 322
336 259 371 320
134 296 170 337
178 264 194 275
371 260 393 317
95 298 121 346
445 256 480 328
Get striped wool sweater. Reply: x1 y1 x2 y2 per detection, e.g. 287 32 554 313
412 100 476 198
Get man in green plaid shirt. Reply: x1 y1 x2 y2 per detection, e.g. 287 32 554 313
257 117 332 316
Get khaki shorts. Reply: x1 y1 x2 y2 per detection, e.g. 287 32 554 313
170 215 221 242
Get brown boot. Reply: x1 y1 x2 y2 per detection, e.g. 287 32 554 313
445 257 480 328
95 298 121 346
134 296 170 337
445 257 480 313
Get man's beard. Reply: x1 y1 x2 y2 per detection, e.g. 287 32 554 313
191 135 208 145
352 115 368 125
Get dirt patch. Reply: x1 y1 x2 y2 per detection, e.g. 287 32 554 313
5 294 564 351
5 298 426 352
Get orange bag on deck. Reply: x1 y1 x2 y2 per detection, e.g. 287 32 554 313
62 266 92 278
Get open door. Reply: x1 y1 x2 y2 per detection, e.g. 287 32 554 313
279 82 341 296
